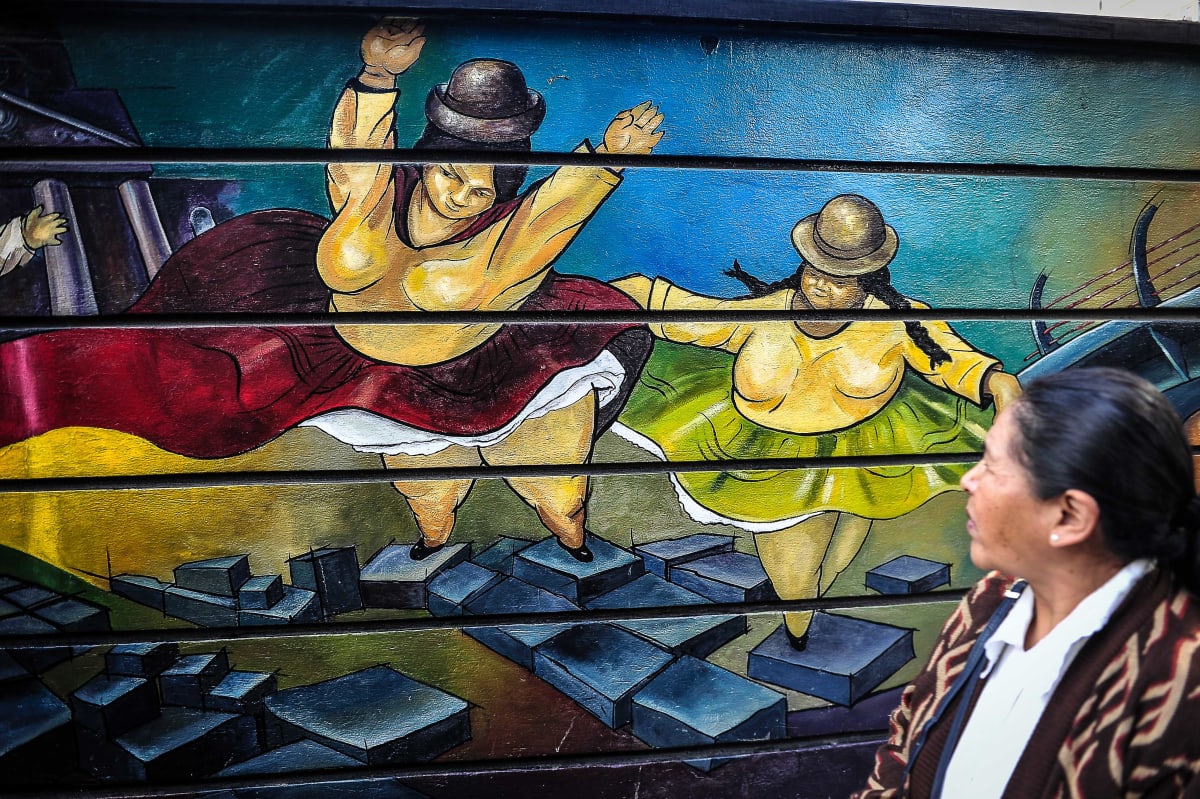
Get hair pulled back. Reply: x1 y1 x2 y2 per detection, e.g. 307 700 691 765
1009 367 1200 593
412 125 530 203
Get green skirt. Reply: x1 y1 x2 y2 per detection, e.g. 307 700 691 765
616 342 992 530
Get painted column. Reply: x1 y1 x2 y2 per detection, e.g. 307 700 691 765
118 179 172 280
32 178 99 315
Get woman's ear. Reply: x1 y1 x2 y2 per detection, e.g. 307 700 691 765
1048 489 1102 548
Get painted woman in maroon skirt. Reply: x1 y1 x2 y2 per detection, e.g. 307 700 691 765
0 20 661 564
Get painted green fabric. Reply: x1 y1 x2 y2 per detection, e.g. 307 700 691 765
618 342 993 525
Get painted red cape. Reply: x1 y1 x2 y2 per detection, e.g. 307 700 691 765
0 180 648 459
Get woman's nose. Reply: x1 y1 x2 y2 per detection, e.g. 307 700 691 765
960 462 980 492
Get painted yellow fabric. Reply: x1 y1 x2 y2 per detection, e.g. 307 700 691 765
620 342 993 523
644 277 1000 434
317 83 622 366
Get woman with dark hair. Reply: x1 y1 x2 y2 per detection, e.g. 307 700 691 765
613 193 1020 646
855 367 1200 798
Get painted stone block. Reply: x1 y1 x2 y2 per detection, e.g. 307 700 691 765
80 707 259 782
110 574 169 612
160 652 231 708
633 534 736 579
359 543 470 609
238 586 321 626
465 622 575 670
747 614 915 706
164 585 238 627
70 674 160 737
263 666 470 765
105 643 181 679
585 572 712 611
632 656 786 770
205 671 277 714
288 547 363 616
618 615 748 658
472 536 534 576
669 553 775 603
513 537 644 604
6 585 57 609
217 739 361 777
787 685 904 738
0 597 19 619
427 562 504 617
865 556 951 595
0 575 23 593
174 555 252 598
237 575 284 610
0 651 29 684
463 576 580 617
532 624 676 728
34 597 111 632
0 678 73 778
0 615 73 673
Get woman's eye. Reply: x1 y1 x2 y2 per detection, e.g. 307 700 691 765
474 189 493 198
439 166 455 178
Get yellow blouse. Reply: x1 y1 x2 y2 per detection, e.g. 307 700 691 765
645 277 998 434
316 85 622 365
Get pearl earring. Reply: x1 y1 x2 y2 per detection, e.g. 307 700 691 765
1050 534 1060 543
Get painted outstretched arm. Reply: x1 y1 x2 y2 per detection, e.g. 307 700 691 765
612 273 784 353
0 206 68 278
484 102 665 307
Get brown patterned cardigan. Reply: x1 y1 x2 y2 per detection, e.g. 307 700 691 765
853 568 1200 798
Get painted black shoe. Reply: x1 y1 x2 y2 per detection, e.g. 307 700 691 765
784 626 809 652
557 537 594 563
409 539 445 561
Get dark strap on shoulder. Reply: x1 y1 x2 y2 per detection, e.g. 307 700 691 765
904 579 1028 795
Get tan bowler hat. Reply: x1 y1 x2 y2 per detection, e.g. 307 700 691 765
791 194 899 276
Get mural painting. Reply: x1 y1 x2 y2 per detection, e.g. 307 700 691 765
0 5 1198 796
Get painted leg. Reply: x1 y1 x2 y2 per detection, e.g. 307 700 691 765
754 513 838 644
383 444 480 557
484 393 596 560
818 513 872 595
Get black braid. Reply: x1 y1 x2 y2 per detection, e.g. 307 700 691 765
724 259 803 298
728 261 953 369
859 268 951 368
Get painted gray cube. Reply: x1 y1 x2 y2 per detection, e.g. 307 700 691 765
463 576 580 617
164 585 238 627
359 543 470 609
79 707 259 782
217 739 361 776
237 575 284 610
747 613 915 706
0 651 28 684
174 555 251 598
427 562 503 617
160 652 231 708
632 656 786 771
34 597 111 632
70 674 160 738
0 576 23 593
513 536 644 604
865 556 951 595
0 677 72 779
238 586 320 626
6 585 56 609
106 642 180 678
669 553 775 603
634 534 736 579
263 666 469 765
0 615 73 673
533 624 676 728
465 621 575 670
0 597 19 619
110 574 169 612
206 670 277 714
471 536 534 575
288 547 363 616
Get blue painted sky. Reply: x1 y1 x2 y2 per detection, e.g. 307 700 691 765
60 11 1200 366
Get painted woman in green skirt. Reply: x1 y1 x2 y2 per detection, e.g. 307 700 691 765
612 194 1021 648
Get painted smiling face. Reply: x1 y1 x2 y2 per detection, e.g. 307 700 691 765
421 163 498 219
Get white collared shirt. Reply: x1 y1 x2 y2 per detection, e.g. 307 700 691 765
939 559 1152 799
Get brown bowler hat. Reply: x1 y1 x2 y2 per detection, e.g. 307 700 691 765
425 58 546 144
791 194 899 277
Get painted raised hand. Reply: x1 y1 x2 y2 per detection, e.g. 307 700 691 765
360 18 426 78
601 101 665 156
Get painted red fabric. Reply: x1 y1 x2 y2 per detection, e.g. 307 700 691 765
0 200 642 458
